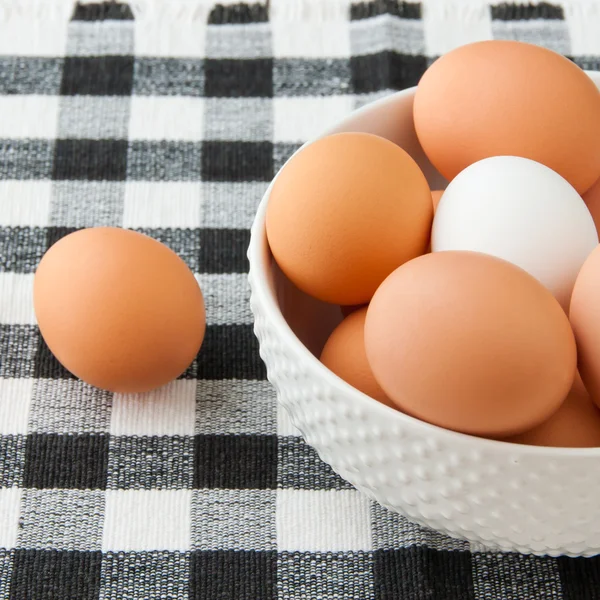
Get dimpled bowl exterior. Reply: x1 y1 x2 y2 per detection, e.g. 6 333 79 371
248 73 600 557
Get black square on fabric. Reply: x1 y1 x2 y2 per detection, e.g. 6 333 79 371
190 550 277 600
278 436 351 490
573 57 600 71
1 550 13 599
374 547 475 600
72 2 135 20
23 433 109 490
0 435 25 487
52 139 129 181
1 325 39 379
490 2 564 20
204 59 273 97
189 324 267 380
101 551 190 599
194 434 277 489
135 227 202 272
34 333 77 380
0 226 47 274
351 52 427 93
9 549 102 600
45 226 80 250
208 3 269 24
351 0 422 20
273 143 302 172
60 56 135 96
202 141 273 182
196 228 250 274
558 556 600 600
107 435 193 490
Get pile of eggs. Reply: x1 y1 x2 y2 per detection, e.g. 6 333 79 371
266 40 600 448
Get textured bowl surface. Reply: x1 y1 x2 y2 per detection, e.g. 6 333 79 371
248 72 600 557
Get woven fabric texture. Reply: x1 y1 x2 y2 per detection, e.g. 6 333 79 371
1 0 600 598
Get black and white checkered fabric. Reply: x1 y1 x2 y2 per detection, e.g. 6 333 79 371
1 1 600 598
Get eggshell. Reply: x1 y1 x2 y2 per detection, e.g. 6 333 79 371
507 373 600 447
432 156 598 310
583 175 600 236
431 190 444 213
569 245 600 409
266 132 432 305
34 227 206 393
365 251 576 437
321 307 395 408
414 40 600 194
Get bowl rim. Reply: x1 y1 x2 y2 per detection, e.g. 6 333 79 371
249 71 600 458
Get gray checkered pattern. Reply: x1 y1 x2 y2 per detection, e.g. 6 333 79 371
1 1 600 599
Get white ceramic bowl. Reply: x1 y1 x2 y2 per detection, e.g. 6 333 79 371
248 71 600 557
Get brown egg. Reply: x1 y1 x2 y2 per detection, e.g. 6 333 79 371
414 40 600 194
365 251 576 437
34 227 206 393
321 307 395 408
431 190 444 212
507 373 600 447
569 245 600 408
266 132 432 305
583 175 600 236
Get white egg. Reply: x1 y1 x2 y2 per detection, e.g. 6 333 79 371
431 156 598 309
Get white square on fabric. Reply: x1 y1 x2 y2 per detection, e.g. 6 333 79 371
135 21 208 58
422 0 493 55
277 489 372 552
0 14 68 56
271 0 352 59
0 273 35 325
273 96 354 143
129 97 205 141
272 21 351 58
565 2 600 56
0 489 21 549
0 182 52 227
0 96 59 139
110 379 197 436
102 489 192 552
122 182 203 229
0 378 33 436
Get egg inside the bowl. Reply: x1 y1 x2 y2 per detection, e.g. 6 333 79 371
248 68 600 558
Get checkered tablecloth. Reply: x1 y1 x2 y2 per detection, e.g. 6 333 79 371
1 0 600 598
